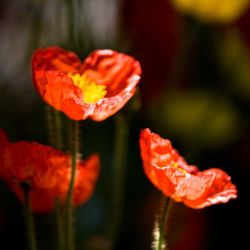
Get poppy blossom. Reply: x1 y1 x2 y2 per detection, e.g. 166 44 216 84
170 0 249 23
32 47 141 121
139 128 237 209
0 130 100 212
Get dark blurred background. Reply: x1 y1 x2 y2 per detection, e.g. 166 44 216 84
0 0 250 249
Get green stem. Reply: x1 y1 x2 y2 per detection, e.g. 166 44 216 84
22 183 38 250
108 113 129 249
46 105 55 147
46 107 63 149
25 0 43 63
54 110 63 150
46 106 65 250
65 0 75 47
153 196 174 250
55 199 65 250
65 121 79 250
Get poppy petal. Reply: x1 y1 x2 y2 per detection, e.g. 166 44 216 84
82 50 141 121
182 168 237 208
0 130 100 212
32 46 82 73
140 128 198 189
32 47 141 121
139 128 237 209
82 50 142 95
73 154 100 205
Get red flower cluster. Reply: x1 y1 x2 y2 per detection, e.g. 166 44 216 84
0 130 100 212
139 129 237 209
32 47 141 121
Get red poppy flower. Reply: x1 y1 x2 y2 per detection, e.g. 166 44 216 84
0 130 100 212
32 47 141 121
139 128 237 209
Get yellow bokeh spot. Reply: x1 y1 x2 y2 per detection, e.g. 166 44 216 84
68 73 107 104
171 0 250 23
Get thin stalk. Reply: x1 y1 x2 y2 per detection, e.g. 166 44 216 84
46 107 63 149
46 105 56 147
65 0 76 47
25 0 44 64
54 110 63 150
108 113 129 249
46 106 65 250
55 199 65 250
65 121 79 250
22 184 38 250
152 196 174 250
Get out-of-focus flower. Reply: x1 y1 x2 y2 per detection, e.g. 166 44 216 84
139 128 237 209
0 130 100 212
151 89 241 149
215 30 250 100
32 47 141 121
170 0 250 23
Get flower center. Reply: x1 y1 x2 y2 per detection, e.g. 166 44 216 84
172 162 188 174
68 73 107 104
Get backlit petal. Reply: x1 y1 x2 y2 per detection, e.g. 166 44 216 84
0 130 100 213
32 47 141 121
139 128 237 209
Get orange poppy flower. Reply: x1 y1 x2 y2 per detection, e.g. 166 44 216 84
139 129 237 209
32 47 141 121
0 130 100 212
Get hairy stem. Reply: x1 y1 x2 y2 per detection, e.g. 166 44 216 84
108 113 129 249
153 196 174 250
65 121 79 250
46 106 65 250
55 199 65 250
22 184 38 250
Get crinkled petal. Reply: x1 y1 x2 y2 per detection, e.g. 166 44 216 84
140 129 196 170
139 129 198 189
89 84 137 121
34 70 94 120
32 48 141 121
139 128 237 209
32 46 82 73
182 168 237 208
82 50 141 121
82 50 141 95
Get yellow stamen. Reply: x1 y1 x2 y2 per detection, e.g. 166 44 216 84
68 73 107 104
173 162 188 174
